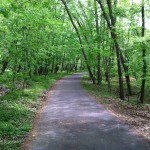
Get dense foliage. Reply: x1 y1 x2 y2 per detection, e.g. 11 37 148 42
1 0 150 100
0 0 150 149
60 0 150 102
0 0 150 98
0 0 82 89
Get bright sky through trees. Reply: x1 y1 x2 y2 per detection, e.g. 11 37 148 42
133 0 141 4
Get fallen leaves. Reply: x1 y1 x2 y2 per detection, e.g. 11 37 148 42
106 99 150 140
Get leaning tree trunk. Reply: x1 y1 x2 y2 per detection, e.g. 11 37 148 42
61 0 95 84
120 53 132 96
96 0 124 100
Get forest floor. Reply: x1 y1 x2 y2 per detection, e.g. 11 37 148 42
24 73 149 150
1 73 149 150
0 72 69 150
81 77 150 141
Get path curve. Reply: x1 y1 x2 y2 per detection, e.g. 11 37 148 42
27 73 149 150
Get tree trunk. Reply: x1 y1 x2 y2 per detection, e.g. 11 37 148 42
1 60 8 74
112 33 125 100
61 0 95 84
140 0 146 103
94 0 102 84
104 57 111 91
96 0 124 100
120 53 132 95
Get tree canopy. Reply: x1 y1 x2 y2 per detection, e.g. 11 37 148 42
0 0 150 149
0 0 150 101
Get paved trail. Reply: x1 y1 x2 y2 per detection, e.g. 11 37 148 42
27 73 149 150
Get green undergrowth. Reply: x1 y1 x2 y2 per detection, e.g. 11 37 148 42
81 75 150 106
0 72 69 150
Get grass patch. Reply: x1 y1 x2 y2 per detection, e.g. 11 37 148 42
81 75 150 105
0 72 69 150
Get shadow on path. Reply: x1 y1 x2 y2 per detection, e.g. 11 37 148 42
27 73 150 150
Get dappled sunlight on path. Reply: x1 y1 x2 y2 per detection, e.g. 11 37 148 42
27 74 150 150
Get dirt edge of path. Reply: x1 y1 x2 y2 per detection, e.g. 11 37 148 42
21 77 64 150
82 82 150 145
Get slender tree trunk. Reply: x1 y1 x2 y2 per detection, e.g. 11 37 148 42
96 0 124 100
112 34 125 100
140 0 146 103
1 60 8 74
120 53 132 95
94 0 102 84
104 57 111 91
119 11 132 96
80 60 82 71
51 56 55 73
61 0 95 84
107 0 124 100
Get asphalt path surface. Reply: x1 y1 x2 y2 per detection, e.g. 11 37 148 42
27 73 150 150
